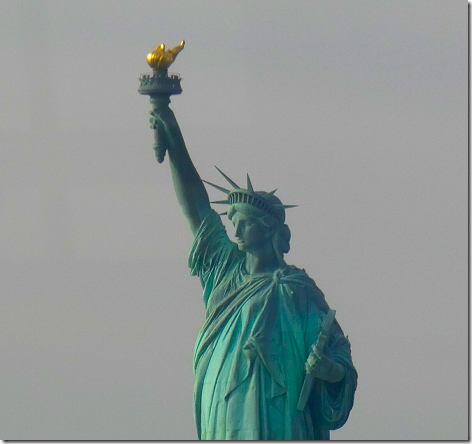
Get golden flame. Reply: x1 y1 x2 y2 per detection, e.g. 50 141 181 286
147 40 185 70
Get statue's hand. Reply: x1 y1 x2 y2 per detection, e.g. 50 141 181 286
149 107 180 147
306 344 345 383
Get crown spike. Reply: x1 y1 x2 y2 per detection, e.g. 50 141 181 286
272 204 298 209
210 199 230 204
202 180 230 195
246 174 254 193
214 166 240 189
264 189 278 197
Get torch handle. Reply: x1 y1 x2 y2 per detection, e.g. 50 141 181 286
149 95 171 164
153 120 167 163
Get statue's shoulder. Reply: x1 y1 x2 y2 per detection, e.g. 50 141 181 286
281 265 330 313
281 265 317 287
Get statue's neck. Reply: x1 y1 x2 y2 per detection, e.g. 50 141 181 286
245 249 282 275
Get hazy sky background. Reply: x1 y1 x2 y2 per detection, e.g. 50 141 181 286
0 0 467 440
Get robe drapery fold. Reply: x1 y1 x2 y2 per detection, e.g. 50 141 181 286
189 210 357 440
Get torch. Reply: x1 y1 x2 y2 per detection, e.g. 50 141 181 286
138 40 185 163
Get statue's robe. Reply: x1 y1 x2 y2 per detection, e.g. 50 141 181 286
189 211 357 440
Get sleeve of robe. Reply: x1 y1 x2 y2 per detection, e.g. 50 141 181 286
188 210 242 307
301 279 358 432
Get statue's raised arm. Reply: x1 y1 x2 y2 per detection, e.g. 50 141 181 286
139 40 211 234
154 107 211 234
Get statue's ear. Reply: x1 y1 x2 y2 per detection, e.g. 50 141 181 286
259 215 272 229
259 216 276 239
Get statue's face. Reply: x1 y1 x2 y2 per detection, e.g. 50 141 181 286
231 212 271 253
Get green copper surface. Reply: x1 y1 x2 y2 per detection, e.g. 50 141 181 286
189 213 357 440
138 43 357 439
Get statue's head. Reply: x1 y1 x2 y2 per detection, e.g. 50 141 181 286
203 167 296 263
227 193 291 262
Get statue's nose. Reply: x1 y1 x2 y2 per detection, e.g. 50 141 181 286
234 222 242 237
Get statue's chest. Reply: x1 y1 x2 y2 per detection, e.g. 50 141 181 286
208 272 245 311
207 272 275 320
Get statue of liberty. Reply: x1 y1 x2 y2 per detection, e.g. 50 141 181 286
140 42 357 440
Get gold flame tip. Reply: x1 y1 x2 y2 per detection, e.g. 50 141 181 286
146 40 185 70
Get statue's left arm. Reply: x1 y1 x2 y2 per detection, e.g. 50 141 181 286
299 284 357 431
308 322 358 431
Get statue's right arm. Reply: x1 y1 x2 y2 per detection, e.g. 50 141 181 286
157 108 211 235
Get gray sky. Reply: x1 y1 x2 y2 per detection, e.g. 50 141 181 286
0 0 467 440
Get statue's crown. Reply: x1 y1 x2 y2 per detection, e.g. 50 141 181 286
203 166 297 224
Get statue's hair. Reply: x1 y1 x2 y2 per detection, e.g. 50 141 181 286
227 195 291 265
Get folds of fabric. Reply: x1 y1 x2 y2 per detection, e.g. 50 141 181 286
189 211 357 440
